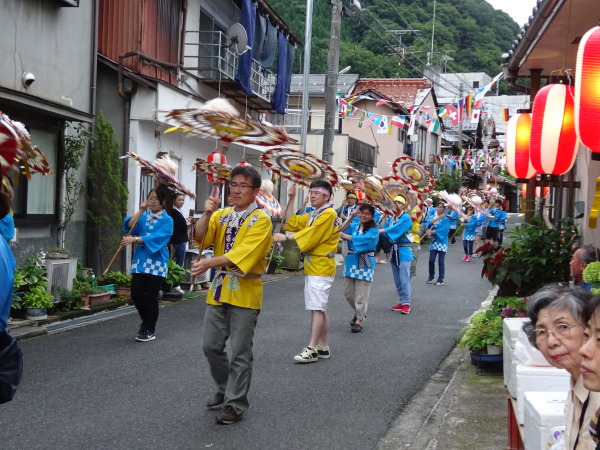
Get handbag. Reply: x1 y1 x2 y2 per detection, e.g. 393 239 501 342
0 329 23 404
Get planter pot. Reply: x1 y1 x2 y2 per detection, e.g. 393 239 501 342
116 287 131 298
46 252 68 259
266 262 277 274
88 292 112 307
26 307 47 320
486 344 502 355
162 291 183 302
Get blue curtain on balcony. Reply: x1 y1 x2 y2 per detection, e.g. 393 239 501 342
270 32 288 115
285 43 295 93
235 0 256 95
260 21 277 68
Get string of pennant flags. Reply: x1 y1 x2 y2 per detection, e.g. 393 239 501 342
337 72 509 135
432 148 506 170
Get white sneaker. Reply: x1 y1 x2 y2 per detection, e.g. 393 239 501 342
293 346 319 363
173 286 184 294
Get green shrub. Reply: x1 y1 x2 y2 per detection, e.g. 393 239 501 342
480 216 580 296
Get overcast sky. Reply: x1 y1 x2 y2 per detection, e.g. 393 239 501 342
485 0 539 26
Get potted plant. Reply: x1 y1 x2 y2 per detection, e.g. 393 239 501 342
46 247 70 259
583 261 600 294
457 311 504 357
103 271 132 298
12 257 48 317
162 260 190 301
87 285 112 307
480 216 580 296
266 244 284 274
22 285 54 320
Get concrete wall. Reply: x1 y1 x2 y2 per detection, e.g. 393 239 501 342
0 1 94 115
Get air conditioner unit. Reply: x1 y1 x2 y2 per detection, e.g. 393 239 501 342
185 249 214 285
428 164 439 177
45 258 77 302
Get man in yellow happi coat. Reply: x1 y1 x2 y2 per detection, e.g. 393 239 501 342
192 165 273 425
274 180 340 363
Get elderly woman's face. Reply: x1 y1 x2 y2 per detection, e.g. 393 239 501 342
535 307 584 376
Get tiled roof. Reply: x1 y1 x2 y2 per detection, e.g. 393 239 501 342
350 78 432 106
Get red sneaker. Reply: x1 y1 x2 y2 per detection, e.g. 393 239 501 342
466 256 472 262
462 255 468 261
391 304 403 312
401 305 411 314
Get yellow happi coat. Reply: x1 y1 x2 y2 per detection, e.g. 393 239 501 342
285 208 340 277
200 207 273 310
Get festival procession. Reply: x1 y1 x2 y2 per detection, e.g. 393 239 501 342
3 0 600 448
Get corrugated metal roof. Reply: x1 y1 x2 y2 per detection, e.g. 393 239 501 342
289 74 360 96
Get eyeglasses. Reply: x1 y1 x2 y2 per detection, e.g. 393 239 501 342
359 212 373 216
230 183 254 190
532 323 580 341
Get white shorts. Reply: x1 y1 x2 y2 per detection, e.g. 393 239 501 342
304 275 335 311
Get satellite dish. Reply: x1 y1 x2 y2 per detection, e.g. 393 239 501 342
226 23 250 55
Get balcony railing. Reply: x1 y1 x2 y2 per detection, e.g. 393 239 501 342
184 31 278 104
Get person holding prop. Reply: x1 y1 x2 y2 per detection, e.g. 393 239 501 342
191 165 273 425
121 189 174 342
273 180 340 363
339 204 379 332
380 195 414 314
0 189 22 404
425 202 450 286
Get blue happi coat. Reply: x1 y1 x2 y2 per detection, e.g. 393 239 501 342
344 222 380 282
123 211 174 278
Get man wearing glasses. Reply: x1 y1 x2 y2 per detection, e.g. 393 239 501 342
192 165 273 425
274 180 341 363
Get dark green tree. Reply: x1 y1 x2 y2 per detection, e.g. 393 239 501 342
87 112 128 273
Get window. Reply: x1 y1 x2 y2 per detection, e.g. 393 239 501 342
473 81 480 89
12 127 59 220
397 126 406 143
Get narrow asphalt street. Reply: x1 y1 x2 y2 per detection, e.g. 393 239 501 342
1 237 495 449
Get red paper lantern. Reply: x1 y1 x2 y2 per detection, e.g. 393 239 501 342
576 26 600 152
505 110 535 179
530 84 578 175
237 160 252 167
207 151 226 183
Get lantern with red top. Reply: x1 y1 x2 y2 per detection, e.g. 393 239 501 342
206 151 226 183
575 26 600 155
505 109 536 181
237 160 252 167
530 84 578 175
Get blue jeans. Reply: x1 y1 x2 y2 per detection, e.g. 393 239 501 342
391 259 411 305
463 240 473 256
172 242 186 268
428 249 446 282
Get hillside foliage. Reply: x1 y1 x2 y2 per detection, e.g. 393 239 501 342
268 0 520 86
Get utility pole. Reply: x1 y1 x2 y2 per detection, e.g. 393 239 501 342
457 83 463 158
322 0 343 164
300 0 313 156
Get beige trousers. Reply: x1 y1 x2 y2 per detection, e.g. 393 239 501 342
343 276 372 321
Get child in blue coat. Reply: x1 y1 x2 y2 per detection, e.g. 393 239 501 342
425 202 450 285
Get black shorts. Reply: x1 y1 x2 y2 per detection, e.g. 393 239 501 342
485 226 499 241
376 234 392 253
